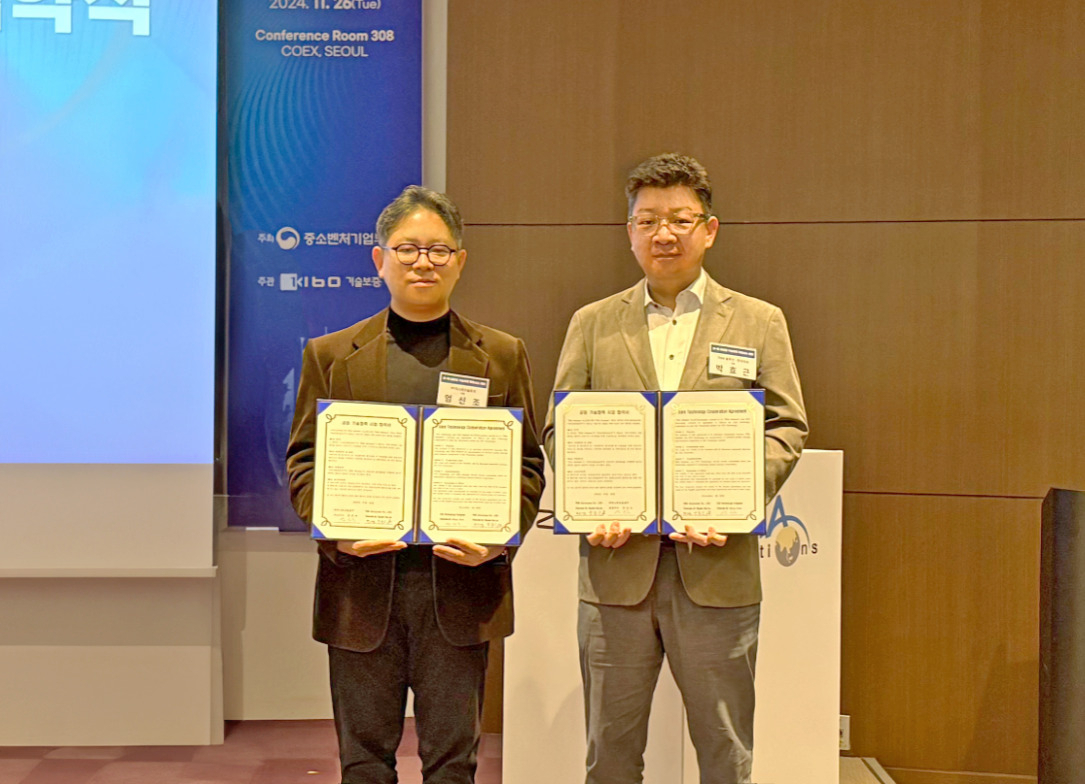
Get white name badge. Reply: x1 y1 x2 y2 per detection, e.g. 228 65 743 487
437 372 491 408
709 343 757 380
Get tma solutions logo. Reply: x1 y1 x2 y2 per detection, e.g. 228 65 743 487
760 495 819 567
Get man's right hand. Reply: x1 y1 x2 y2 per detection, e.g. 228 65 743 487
586 522 632 549
336 540 408 558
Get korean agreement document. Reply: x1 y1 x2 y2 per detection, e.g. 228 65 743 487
552 390 765 535
311 400 523 545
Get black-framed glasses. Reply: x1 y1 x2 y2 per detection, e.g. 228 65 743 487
627 213 710 236
383 243 459 265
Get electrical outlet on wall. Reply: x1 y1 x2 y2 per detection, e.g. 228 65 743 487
839 714 851 751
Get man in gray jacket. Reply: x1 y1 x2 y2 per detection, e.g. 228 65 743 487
543 153 808 784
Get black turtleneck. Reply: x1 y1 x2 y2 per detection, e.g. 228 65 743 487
387 308 451 368
385 309 453 569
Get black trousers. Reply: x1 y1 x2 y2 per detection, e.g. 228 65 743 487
328 557 489 784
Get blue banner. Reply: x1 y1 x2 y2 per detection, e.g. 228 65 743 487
223 0 422 528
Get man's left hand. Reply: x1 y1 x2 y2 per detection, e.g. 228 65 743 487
669 525 729 548
433 538 507 567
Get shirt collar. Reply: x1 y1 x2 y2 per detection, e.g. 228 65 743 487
643 268 707 311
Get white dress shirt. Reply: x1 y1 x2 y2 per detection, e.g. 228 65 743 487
644 269 706 391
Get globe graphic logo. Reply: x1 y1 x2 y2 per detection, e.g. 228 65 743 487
763 496 813 567
773 525 802 566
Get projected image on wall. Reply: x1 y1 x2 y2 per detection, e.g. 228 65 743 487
0 3 216 464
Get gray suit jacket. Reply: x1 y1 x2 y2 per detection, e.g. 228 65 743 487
542 274 807 608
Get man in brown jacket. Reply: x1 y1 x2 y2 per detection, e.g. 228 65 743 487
287 186 544 784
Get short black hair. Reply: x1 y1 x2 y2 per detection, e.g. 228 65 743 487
375 185 464 246
625 153 713 215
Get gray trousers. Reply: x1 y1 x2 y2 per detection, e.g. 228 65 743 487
578 545 760 784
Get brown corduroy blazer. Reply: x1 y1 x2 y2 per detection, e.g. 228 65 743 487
287 308 545 652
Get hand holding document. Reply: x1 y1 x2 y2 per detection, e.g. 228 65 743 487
669 525 729 548
586 521 633 549
336 540 408 559
432 538 507 566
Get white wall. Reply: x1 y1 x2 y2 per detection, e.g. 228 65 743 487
0 464 221 745
217 527 331 720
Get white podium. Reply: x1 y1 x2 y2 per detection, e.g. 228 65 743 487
505 449 843 784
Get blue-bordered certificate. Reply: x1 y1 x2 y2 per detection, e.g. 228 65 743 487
553 390 659 535
311 400 523 546
552 389 765 535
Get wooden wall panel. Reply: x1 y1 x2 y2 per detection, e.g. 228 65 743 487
449 0 1085 224
444 1 1085 779
446 1 622 224
454 222 1085 498
449 224 636 419
841 494 1040 775
884 769 1035 784
980 0 1085 218
719 220 1085 497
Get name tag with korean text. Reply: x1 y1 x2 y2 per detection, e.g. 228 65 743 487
709 343 757 380
437 372 490 408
